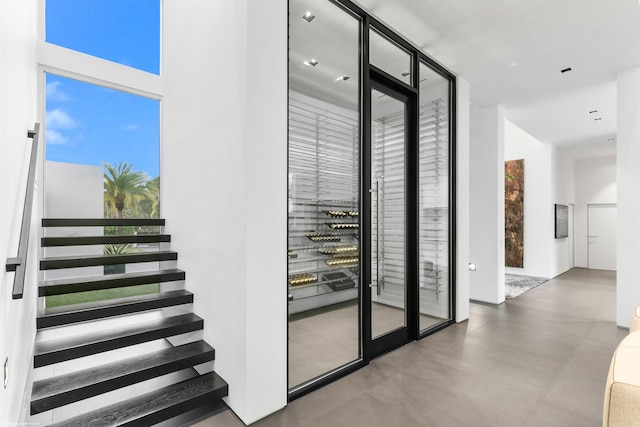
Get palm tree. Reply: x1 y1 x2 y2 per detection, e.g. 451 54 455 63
145 176 160 219
104 162 149 219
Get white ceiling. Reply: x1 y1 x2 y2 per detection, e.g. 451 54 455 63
354 0 640 152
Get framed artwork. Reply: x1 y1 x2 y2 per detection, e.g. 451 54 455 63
505 159 524 268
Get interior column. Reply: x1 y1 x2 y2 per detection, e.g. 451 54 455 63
616 67 640 328
469 104 505 304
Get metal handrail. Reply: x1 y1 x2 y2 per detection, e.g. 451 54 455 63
6 123 40 299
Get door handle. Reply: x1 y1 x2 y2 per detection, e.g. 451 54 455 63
374 180 382 296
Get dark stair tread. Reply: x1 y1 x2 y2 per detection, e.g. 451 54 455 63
40 251 178 270
34 313 203 368
50 372 228 427
31 340 215 414
42 235 171 247
39 268 186 297
37 289 193 329
43 218 166 227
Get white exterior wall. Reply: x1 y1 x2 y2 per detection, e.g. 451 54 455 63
469 104 505 304
43 161 104 280
0 0 39 424
616 67 640 328
162 0 287 423
44 162 103 218
573 156 617 268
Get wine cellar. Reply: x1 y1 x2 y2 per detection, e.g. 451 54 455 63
287 91 360 315
288 81 450 321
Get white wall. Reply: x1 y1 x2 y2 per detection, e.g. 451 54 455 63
456 78 470 322
469 104 505 304
550 145 576 276
504 120 554 278
45 162 103 218
616 67 640 328
43 161 103 280
0 0 39 424
162 0 287 423
573 156 616 268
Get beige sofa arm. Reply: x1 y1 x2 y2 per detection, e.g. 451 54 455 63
603 320 640 426
631 308 640 334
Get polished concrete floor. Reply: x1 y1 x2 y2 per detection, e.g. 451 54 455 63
195 268 627 426
288 300 446 388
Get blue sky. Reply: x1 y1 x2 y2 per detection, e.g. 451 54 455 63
45 0 160 178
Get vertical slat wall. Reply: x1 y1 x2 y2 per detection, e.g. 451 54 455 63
288 92 359 314
371 112 406 307
419 95 450 319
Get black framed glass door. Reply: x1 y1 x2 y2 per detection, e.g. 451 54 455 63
366 74 418 358
288 0 456 399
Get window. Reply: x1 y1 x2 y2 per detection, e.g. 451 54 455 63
45 0 160 74
45 73 160 219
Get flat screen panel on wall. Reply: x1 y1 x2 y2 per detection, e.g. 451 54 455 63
555 204 569 239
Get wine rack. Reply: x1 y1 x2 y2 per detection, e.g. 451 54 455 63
288 91 360 315
418 93 450 320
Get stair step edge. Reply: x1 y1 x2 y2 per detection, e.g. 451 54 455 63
37 290 194 329
43 218 166 227
31 340 215 415
39 269 186 297
40 251 178 270
42 235 172 247
49 372 228 427
34 313 203 368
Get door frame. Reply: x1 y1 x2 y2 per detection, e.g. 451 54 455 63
568 203 575 268
362 63 419 359
587 203 617 271
287 0 457 401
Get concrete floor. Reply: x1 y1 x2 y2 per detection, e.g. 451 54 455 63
288 300 446 388
194 268 627 426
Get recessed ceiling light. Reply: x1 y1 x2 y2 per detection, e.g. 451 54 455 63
304 59 318 67
594 118 602 121
302 11 315 22
589 110 598 114
335 75 350 81
561 67 572 73
608 138 615 142
401 72 410 77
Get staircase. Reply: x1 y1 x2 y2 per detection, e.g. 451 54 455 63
29 218 228 426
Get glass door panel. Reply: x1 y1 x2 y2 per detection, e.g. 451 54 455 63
418 62 451 332
287 0 361 393
370 88 407 340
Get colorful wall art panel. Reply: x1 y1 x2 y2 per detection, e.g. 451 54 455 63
505 159 524 268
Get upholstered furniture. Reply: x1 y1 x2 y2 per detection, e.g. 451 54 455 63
603 308 640 426
631 308 640 334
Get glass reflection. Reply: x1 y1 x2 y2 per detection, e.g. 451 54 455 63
371 88 407 339
369 28 412 85
418 62 451 331
288 0 361 390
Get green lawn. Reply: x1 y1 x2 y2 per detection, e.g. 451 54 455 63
45 284 160 308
